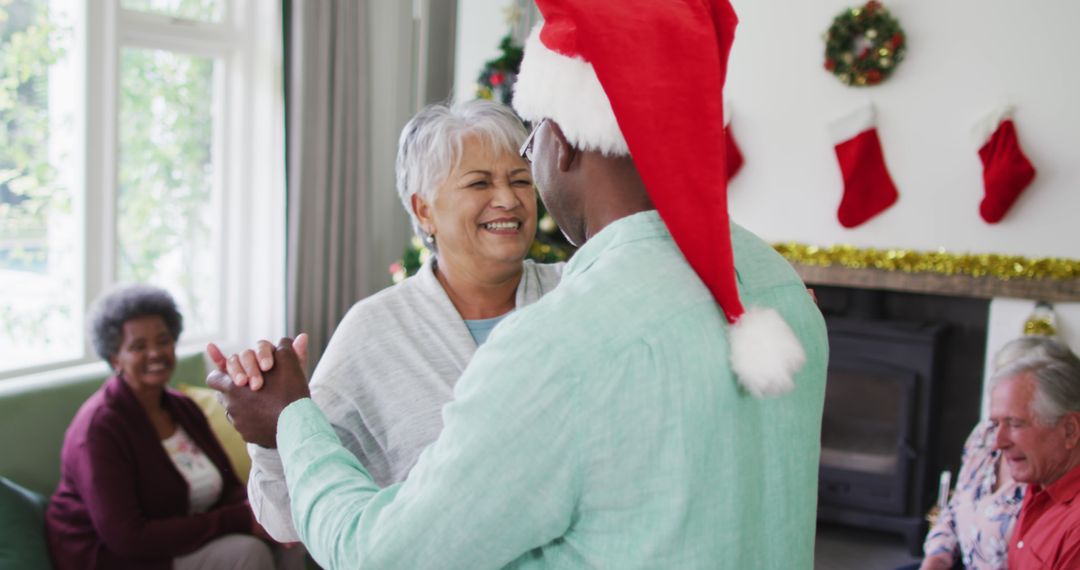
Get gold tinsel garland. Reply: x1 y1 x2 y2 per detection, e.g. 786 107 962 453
1023 317 1057 336
772 243 1080 281
1022 302 1058 336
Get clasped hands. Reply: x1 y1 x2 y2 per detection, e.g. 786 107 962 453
205 334 312 449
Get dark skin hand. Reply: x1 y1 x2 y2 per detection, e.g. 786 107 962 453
206 338 311 449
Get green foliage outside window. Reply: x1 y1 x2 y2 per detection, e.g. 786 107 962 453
2 0 223 366
0 0 65 258
0 0 69 347
117 48 216 327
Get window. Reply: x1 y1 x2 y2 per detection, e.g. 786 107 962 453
0 0 81 372
117 47 220 338
0 0 284 379
120 0 224 23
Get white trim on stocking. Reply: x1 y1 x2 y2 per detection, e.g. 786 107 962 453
828 102 877 144
972 104 1015 149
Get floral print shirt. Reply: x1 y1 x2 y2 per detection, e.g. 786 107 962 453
924 421 1026 569
162 425 224 514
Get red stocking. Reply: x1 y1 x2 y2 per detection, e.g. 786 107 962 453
975 107 1036 224
725 125 744 181
723 103 743 181
829 104 898 229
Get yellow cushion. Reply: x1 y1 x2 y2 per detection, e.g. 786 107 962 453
178 385 252 484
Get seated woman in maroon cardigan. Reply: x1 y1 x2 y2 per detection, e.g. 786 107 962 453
45 284 295 570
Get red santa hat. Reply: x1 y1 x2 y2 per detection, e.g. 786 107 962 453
513 0 806 397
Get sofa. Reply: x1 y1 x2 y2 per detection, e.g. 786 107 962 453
0 353 254 569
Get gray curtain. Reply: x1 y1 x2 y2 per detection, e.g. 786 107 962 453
286 0 369 367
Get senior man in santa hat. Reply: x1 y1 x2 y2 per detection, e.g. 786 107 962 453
208 1 828 568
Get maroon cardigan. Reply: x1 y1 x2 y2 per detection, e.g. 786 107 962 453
45 375 253 570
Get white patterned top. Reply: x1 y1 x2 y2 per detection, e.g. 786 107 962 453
923 421 1026 569
162 426 224 514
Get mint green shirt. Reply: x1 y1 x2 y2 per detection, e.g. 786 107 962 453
278 210 828 569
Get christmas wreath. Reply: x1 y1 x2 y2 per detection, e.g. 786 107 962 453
823 1 906 87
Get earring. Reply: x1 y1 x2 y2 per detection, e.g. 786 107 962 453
425 234 435 245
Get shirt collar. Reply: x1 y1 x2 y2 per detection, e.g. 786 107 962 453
564 210 667 278
1039 462 1080 504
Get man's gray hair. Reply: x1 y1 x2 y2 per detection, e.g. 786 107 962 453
394 99 528 247
991 336 1080 425
88 284 183 363
992 335 1076 371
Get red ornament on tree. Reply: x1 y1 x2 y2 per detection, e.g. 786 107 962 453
490 71 505 86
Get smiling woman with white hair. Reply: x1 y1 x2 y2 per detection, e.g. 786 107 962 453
213 99 564 542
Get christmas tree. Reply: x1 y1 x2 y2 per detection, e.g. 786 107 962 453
475 34 523 106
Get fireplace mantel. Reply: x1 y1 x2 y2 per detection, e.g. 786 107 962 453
791 263 1080 302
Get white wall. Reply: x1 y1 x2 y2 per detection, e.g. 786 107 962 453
981 299 1080 419
726 0 1080 259
724 0 1080 402
448 0 1080 262
451 0 1080 258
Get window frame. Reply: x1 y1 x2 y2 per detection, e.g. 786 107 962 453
2 0 285 382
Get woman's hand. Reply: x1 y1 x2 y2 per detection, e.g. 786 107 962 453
919 553 954 570
206 334 309 391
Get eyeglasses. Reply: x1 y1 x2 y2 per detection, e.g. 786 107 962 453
519 118 548 162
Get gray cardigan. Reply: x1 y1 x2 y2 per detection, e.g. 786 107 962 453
248 258 563 541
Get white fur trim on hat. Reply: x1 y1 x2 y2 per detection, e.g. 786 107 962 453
513 26 629 156
729 307 806 398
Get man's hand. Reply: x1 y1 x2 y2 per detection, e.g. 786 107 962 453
206 337 312 448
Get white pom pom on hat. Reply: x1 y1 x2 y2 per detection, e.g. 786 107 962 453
729 307 807 397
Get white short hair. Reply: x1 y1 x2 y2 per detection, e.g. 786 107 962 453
991 337 1080 425
992 335 1071 371
394 100 528 246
